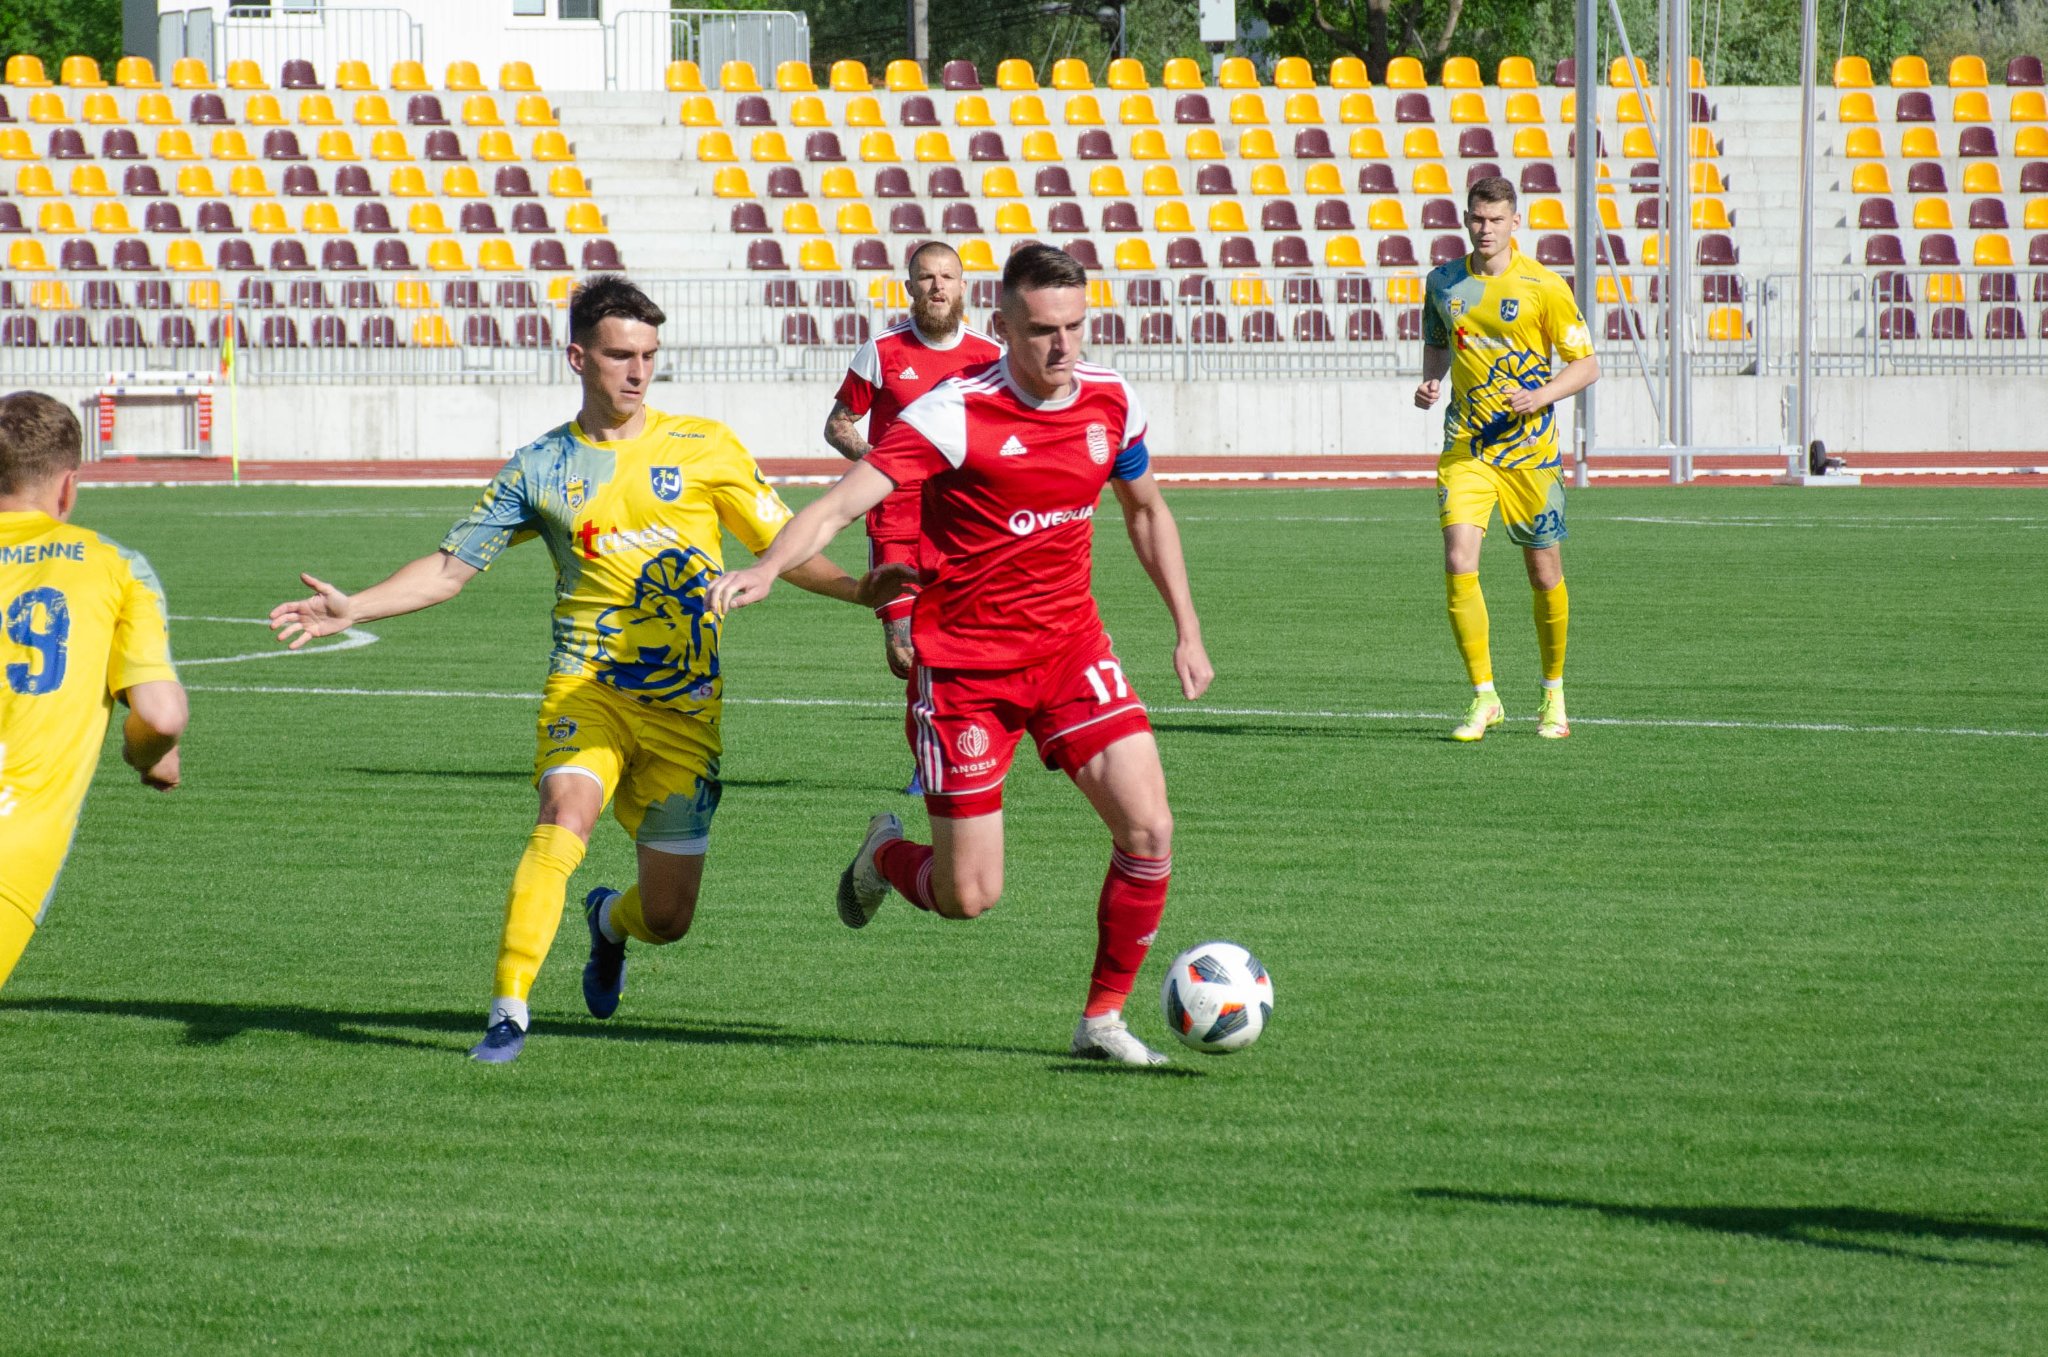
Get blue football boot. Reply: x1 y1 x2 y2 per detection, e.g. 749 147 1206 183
581 886 627 1020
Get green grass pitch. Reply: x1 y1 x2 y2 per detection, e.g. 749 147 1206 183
3 483 2044 1354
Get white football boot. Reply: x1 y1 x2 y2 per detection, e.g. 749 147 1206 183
836 812 903 929
1071 1011 1170 1066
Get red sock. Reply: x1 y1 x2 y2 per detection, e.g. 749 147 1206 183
874 838 938 912
1084 849 1171 1017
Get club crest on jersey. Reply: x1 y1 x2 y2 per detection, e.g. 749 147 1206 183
1499 298 1521 321
1085 423 1110 465
956 724 990 759
1449 297 1467 317
563 477 587 511
547 717 578 741
650 466 684 502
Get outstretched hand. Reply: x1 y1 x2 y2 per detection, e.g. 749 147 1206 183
269 572 354 650
854 561 919 612
1174 636 1214 701
707 564 775 616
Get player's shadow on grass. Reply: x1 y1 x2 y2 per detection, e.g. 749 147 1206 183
0 994 1056 1063
342 766 531 782
1412 1188 2047 1267
1149 720 1434 741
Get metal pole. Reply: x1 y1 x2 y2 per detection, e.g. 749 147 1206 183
1666 0 1693 465
1573 0 1598 487
907 0 928 75
1797 0 1817 472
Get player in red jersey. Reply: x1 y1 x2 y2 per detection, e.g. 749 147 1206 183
712 244 1212 1066
824 240 1002 794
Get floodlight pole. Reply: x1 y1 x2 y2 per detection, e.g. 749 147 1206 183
1795 0 1817 471
1572 0 1598 488
1664 0 1693 468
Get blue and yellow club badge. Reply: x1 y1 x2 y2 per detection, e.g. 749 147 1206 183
563 476 587 511
1499 298 1521 321
650 466 683 502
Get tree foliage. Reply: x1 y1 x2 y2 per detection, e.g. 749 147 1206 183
0 0 121 73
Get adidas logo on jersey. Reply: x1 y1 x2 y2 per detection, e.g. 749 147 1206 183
998 435 1028 457
899 365 919 379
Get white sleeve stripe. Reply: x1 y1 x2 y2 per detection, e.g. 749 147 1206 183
848 339 882 386
896 380 969 467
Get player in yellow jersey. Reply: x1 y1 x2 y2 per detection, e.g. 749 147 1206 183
0 391 188 991
1415 176 1600 742
268 277 906 1062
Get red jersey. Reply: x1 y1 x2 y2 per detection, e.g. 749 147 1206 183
834 320 1003 544
863 358 1151 671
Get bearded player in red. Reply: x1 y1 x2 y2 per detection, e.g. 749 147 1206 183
712 244 1212 1066
824 240 1002 795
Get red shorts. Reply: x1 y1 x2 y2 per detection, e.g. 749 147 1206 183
867 536 921 622
907 632 1152 819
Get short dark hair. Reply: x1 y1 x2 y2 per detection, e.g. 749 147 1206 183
0 391 83 495
1467 176 1517 211
568 274 665 346
1001 242 1088 299
906 239 960 277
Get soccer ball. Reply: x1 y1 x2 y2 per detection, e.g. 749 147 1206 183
1160 941 1272 1053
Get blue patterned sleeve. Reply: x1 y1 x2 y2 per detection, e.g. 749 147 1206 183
1422 272 1451 348
440 454 535 571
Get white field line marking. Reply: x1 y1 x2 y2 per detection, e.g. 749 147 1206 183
195 508 452 519
169 614 379 666
178 683 2048 740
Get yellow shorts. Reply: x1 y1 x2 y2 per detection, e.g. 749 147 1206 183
534 675 722 854
1437 452 1568 549
0 801 81 990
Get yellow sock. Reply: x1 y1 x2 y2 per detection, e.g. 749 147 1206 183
605 886 668 946
1445 571 1493 687
1533 579 1569 682
491 823 587 1005
0 905 34 993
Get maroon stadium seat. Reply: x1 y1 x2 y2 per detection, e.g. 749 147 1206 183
747 239 786 270
971 278 1002 306
1916 233 1958 266
217 238 259 271
529 239 571 270
1635 198 1662 228
1397 309 1424 340
1174 95 1214 125
1165 236 1206 269
1700 274 1743 303
50 315 91 348
1420 197 1459 230
443 280 484 308
424 130 464 161
60 240 104 271
1568 130 1608 158
1218 236 1258 268
1260 200 1301 231
1293 128 1334 159
1034 166 1074 196
0 203 22 234
1047 202 1086 232
1464 162 1501 188
1519 162 1560 194
833 312 870 344
196 202 237 232
1928 306 1970 339
459 202 500 233
1457 128 1497 158
580 239 623 269
102 313 145 347
968 131 1007 162
1958 126 1998 158
513 313 552 348
1873 270 1911 301
1189 311 1229 342
0 316 43 346
1696 233 1738 265
353 202 395 233
941 203 982 234
1178 275 1217 303
1241 310 1280 342
1376 235 1418 267
729 202 769 233
1395 93 1433 123
1063 238 1101 270
1605 309 1646 339
899 96 938 127
112 238 153 271
1076 130 1115 160
101 129 142 159
206 316 249 347
407 95 449 126
2030 235 2048 266
1282 276 1322 304
2008 56 2044 85
1272 234 1313 269
511 202 552 232
1313 200 1354 231
491 166 534 197
135 279 175 308
1978 272 2018 302
1346 308 1386 340
926 167 967 197
282 60 321 90
1691 92 1714 122
1100 201 1141 232
1596 232 1627 265
1627 159 1658 193
873 167 913 197
1126 279 1166 306
1356 163 1397 194
283 165 323 196
1894 91 1935 122
1195 165 1235 195
359 315 399 347
1552 58 1577 87
1089 313 1127 345
264 130 306 161
812 278 854 307
1430 234 1465 265
258 315 300 347
288 280 330 307
1969 198 2008 230
1857 198 1898 230
190 94 231 125
81 279 121 308
340 280 383 307
236 279 276 307
886 203 928 234
372 239 414 270
736 97 775 127
1293 310 1335 341
804 132 844 162
47 129 88 160
782 313 821 345
766 167 805 197
0 95 14 124
310 314 350 348
158 315 198 347
941 61 981 91
1986 307 2026 340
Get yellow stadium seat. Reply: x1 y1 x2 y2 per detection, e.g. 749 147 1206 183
666 61 706 93
1689 56 1706 88
7 239 53 272
302 202 342 233
1229 277 1273 306
781 202 822 234
336 61 375 91
90 201 133 233
1366 198 1407 231
548 166 592 197
1832 55 1873 87
11 164 53 196
2025 198 2048 231
2011 90 2048 122
1120 94 1159 125
445 62 484 93
229 166 271 197
1089 166 1130 196
1947 55 1988 87
830 59 872 92
1690 126 1717 157
995 202 1035 234
501 61 540 92
1618 92 1648 123
1273 57 1314 89
183 278 220 309
1449 93 1487 123
1066 94 1104 126
243 95 285 126
1842 127 1883 157
817 166 857 197
914 131 954 163
1888 55 1929 87
885 59 926 92
1239 128 1278 158
859 131 900 162
1441 56 1482 89
154 128 197 160
1348 128 1388 158
26 281 73 310
1086 277 1115 308
1497 56 1538 89
1691 198 1731 230
463 96 504 127
137 94 177 124
1284 94 1324 125
1403 128 1442 158
1596 275 1634 303
680 96 720 127
1217 57 1258 89
1609 56 1648 88
414 313 457 345
81 93 123 124
786 96 826 128
1558 93 1576 120
164 239 205 271
1006 94 1048 128
1385 57 1425 89
317 131 360 162
388 166 428 196
174 165 216 196
1961 162 2003 195
298 95 340 126
751 131 794 162
1162 58 1203 90
1152 200 1192 232
867 278 909 308
1249 163 1288 195
1691 162 1726 194
370 130 410 161
1512 127 1552 157
1114 239 1156 270
1849 163 1890 193
2018 127 2048 157
1323 235 1363 268
1328 57 1370 89
1185 128 1224 159
1899 126 1939 157
1411 163 1450 194
1640 234 1663 265
0 128 29 159
1207 200 1248 231
564 202 605 234
844 95 884 127
246 201 288 234
1303 163 1344 194
1952 91 1991 123
712 166 753 198
1129 129 1168 159
1108 58 1148 90
720 61 762 93
36 202 80 234
1621 129 1655 159
981 166 1021 196
1230 94 1269 125
1141 165 1182 196
776 61 818 93
1705 307 1747 341
478 239 519 271
115 56 158 89
354 95 396 126
1340 92 1378 123
27 93 69 124
171 59 213 91
1925 272 1964 303
547 276 574 304
1910 198 1952 230
442 166 484 197
996 59 1037 91
1051 58 1092 91
1526 198 1566 229
957 239 997 271
954 95 994 126
226 60 267 91
476 131 516 162
799 239 841 271
68 165 110 196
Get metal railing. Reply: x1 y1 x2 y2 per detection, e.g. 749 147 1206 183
607 9 810 91
1759 270 2048 375
217 6 424 87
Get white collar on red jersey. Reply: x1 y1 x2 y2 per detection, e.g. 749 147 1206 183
993 356 1084 411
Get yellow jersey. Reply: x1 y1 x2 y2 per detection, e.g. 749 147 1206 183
1 511 178 919
1423 248 1595 470
440 407 792 719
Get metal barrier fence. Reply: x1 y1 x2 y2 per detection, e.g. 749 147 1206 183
3 271 2043 386
216 6 424 86
608 9 811 92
